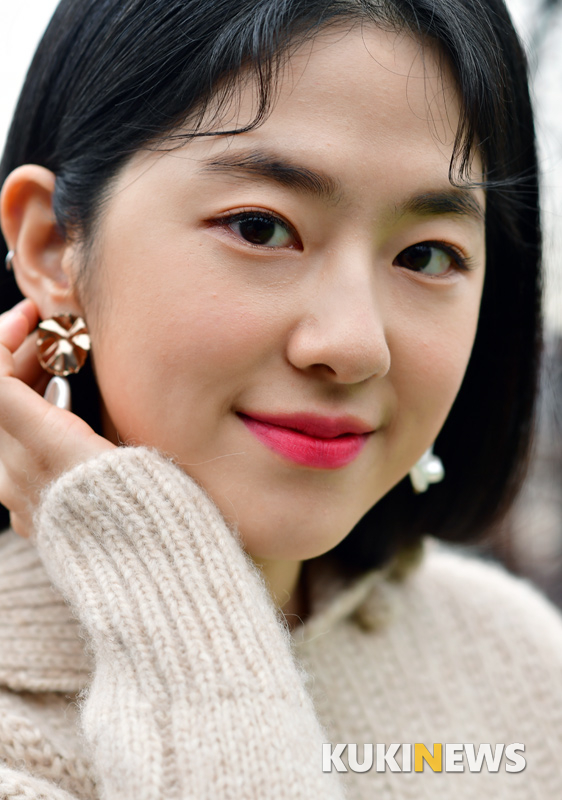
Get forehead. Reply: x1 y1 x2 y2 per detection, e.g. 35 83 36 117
276 24 460 136
125 24 482 209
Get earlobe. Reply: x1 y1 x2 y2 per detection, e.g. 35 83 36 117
0 164 82 317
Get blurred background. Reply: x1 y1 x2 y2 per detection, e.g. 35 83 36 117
0 0 561 605
474 0 562 609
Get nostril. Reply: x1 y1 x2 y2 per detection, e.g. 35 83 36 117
286 310 391 384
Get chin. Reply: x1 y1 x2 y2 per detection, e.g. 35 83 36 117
240 517 359 562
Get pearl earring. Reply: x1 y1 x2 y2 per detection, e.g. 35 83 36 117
37 314 91 413
409 446 445 493
43 376 72 410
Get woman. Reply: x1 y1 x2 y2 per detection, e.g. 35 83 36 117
0 0 560 797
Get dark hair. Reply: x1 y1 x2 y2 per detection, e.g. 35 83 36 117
0 0 542 572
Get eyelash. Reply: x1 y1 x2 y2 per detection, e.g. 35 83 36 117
394 241 474 275
213 209 302 249
212 209 474 274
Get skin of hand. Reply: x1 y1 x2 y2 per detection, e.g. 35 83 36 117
0 298 115 538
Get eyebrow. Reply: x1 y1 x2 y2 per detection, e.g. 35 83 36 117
199 148 485 223
396 190 485 225
199 149 342 203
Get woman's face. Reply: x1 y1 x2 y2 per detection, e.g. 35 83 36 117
80 26 485 561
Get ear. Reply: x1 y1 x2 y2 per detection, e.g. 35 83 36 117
0 165 84 319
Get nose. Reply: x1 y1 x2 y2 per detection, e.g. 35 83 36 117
286 259 391 384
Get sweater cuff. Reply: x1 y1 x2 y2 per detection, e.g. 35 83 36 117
33 445 304 698
32 446 344 798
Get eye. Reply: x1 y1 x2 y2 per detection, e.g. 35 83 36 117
394 242 467 276
220 211 300 249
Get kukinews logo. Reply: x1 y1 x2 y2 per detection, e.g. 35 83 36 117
322 743 526 773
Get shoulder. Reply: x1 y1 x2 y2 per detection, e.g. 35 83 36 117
303 536 562 650
0 529 92 694
344 535 562 666
397 538 562 657
420 539 562 624
0 684 96 798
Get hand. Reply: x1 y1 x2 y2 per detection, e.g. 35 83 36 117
0 299 115 538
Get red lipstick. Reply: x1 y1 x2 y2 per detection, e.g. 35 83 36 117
238 412 372 469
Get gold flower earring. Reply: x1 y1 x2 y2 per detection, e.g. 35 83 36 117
37 315 91 376
6 249 91 410
37 314 91 411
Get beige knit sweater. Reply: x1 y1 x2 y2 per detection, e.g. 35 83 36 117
0 447 561 799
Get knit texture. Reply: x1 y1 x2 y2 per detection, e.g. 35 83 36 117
0 446 560 798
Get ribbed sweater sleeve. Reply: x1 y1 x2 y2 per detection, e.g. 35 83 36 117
30 446 345 800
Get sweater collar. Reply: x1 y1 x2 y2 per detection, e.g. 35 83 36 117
292 540 424 645
0 529 423 694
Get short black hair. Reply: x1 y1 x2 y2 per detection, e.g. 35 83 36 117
0 0 542 572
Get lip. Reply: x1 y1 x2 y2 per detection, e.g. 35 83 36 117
238 411 374 469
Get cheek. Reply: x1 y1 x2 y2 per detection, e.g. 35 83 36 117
86 267 284 443
388 294 482 441
412 329 474 400
88 223 288 381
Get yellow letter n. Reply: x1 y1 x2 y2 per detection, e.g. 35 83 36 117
414 743 443 772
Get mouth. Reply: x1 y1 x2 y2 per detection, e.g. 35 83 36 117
237 411 374 469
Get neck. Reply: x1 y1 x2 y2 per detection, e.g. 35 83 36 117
98 398 307 626
251 556 306 630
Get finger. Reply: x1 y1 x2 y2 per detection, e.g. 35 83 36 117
0 300 39 364
0 434 39 512
0 298 39 332
10 511 33 540
12 330 46 388
0 373 112 459
18 298 40 331
0 311 30 359
0 375 62 444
